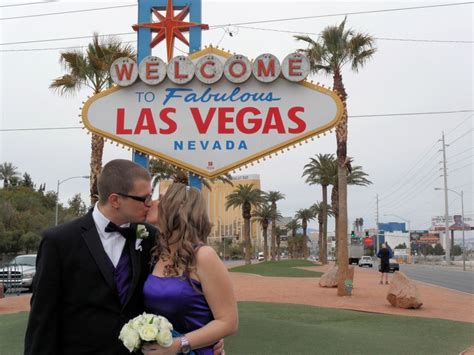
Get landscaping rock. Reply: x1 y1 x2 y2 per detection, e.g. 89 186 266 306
386 272 423 309
319 267 338 287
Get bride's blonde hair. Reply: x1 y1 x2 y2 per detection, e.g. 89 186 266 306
151 183 212 277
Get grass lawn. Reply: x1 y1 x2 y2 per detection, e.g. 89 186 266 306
229 259 323 277
0 311 28 355
1 303 473 354
227 302 474 355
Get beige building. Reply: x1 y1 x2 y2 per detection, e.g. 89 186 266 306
158 174 262 248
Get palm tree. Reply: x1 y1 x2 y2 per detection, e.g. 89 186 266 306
296 19 376 295
285 219 301 258
252 204 281 261
311 202 334 262
275 225 287 260
295 208 316 258
0 162 20 188
303 153 335 264
264 191 286 260
149 159 233 192
50 33 136 205
225 184 264 264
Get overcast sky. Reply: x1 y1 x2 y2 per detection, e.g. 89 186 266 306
1 0 472 235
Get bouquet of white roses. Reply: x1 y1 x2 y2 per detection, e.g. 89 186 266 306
119 312 174 353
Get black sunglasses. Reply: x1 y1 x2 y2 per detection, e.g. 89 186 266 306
116 192 153 206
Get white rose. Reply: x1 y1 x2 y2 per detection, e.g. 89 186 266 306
156 329 173 347
130 318 143 330
119 325 140 353
139 324 159 342
156 316 173 331
143 313 156 324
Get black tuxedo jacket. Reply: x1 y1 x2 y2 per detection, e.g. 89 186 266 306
24 209 156 355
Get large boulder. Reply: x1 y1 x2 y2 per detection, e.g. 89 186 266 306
387 272 423 309
319 267 338 288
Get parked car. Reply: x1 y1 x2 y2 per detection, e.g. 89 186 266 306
378 258 400 273
0 254 37 292
358 256 373 268
257 252 264 262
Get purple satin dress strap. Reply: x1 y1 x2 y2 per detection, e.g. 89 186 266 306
143 274 215 355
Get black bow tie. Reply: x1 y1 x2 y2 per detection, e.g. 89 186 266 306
105 222 135 239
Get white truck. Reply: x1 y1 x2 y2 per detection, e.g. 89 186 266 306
348 243 364 265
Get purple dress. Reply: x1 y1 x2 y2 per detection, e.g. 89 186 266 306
143 274 215 354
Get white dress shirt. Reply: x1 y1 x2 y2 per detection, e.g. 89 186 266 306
92 203 129 267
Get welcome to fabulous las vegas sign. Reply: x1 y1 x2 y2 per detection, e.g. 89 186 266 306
81 46 344 178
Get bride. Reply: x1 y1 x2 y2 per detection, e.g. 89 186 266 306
143 183 238 355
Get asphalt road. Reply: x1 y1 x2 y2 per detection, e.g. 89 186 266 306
366 262 474 294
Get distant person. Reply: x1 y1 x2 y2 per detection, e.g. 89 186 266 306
377 243 393 284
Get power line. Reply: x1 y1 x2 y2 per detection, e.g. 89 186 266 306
0 3 136 21
0 1 56 8
350 110 474 118
449 147 474 159
379 163 442 209
448 129 473 146
449 163 474 174
0 41 137 53
449 155 474 166
0 127 82 132
1 2 471 21
0 32 135 46
381 172 442 211
378 146 441 201
446 114 473 136
211 2 474 28
234 25 474 44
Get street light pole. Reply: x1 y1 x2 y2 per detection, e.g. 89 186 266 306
55 175 89 226
435 187 466 271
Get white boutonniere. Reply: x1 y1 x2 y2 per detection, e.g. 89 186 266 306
136 224 150 240
135 224 149 251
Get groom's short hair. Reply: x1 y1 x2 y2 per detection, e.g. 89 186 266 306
98 159 151 205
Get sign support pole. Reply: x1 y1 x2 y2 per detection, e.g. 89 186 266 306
135 0 203 189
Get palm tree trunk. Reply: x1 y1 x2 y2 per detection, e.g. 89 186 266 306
331 186 339 263
276 236 281 261
318 219 323 262
244 217 251 265
271 214 276 261
303 222 308 258
290 230 296 259
322 185 328 264
90 133 104 206
336 161 350 296
263 226 268 261
334 68 351 296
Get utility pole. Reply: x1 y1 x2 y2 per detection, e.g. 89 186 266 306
375 194 379 256
461 190 465 271
441 132 451 262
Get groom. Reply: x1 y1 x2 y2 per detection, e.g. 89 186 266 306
25 159 157 354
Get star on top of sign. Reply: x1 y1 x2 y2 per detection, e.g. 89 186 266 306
132 0 209 62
